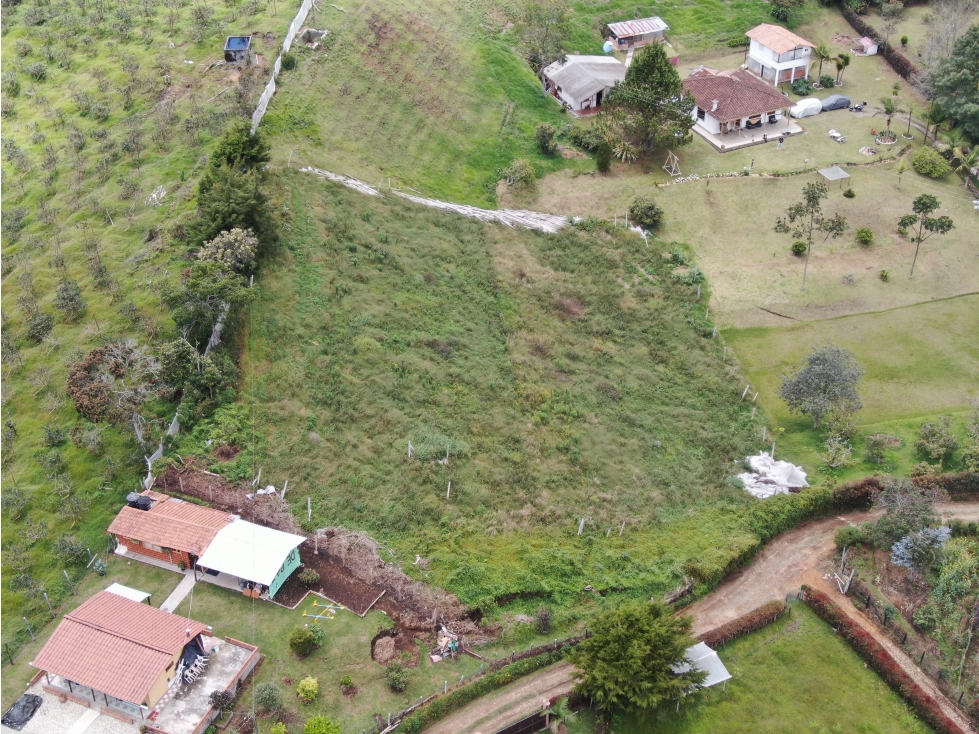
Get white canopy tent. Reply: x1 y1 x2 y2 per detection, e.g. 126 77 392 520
674 642 733 691
196 519 305 592
819 165 851 188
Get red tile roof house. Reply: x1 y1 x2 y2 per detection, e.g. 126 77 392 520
29 590 259 732
107 491 232 571
682 67 799 151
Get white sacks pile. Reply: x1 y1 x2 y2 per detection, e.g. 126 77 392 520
738 452 809 499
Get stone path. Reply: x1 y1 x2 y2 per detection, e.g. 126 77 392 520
63 709 99 734
160 572 197 613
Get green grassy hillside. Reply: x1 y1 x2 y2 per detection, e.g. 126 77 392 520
205 170 772 614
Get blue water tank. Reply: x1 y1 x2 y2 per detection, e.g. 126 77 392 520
602 41 614 53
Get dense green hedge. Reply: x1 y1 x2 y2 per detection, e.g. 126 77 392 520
698 600 790 647
398 649 566 733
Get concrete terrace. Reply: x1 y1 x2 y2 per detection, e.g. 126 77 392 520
692 116 805 151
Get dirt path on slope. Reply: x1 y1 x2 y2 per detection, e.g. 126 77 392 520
431 502 979 733
423 662 576 734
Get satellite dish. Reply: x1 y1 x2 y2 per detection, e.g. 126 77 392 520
603 40 614 53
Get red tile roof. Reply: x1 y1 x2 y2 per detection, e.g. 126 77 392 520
108 496 231 556
31 591 208 704
683 67 791 122
746 23 814 54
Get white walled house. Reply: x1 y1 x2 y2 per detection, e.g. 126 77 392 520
745 24 814 85
543 55 626 114
606 17 668 48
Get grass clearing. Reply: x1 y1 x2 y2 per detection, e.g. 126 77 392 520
222 169 775 614
567 603 931 734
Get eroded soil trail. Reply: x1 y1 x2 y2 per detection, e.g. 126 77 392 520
435 502 979 733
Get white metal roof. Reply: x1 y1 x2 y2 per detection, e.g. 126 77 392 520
543 55 626 101
607 17 668 38
819 165 851 182
673 642 733 689
196 520 305 585
104 583 152 603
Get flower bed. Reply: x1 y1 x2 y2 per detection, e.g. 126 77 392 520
804 588 967 734
697 600 790 647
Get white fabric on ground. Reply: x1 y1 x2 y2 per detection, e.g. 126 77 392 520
738 451 809 498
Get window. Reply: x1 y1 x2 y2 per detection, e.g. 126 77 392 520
697 107 706 120
143 542 163 552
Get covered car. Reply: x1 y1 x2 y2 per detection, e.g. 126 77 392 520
821 94 851 111
790 98 822 118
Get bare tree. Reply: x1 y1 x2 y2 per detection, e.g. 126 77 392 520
922 0 978 72
517 0 570 95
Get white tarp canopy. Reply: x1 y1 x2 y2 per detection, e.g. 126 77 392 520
738 451 809 499
673 642 733 689
104 583 151 603
819 165 851 183
196 519 305 585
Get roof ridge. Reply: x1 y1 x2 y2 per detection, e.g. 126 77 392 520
62 613 184 655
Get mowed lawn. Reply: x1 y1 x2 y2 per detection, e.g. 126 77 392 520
568 604 931 734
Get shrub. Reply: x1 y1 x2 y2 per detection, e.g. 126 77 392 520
911 147 953 178
43 424 67 446
281 52 297 71
628 196 663 230
304 717 340 734
697 601 789 647
25 63 47 81
727 35 750 47
596 141 612 173
901 35 908 46
535 606 552 634
502 158 535 187
297 676 318 704
856 227 873 245
271 725 287 734
843 188 856 198
308 624 326 646
198 228 259 274
208 690 235 713
916 416 959 465
386 662 410 692
835 524 865 550
879 269 889 282
535 122 556 154
2 72 20 97
340 673 354 689
819 74 836 89
290 627 316 658
254 682 281 713
567 126 603 150
791 77 814 96
864 433 892 463
804 589 964 734
298 567 320 586
791 240 807 256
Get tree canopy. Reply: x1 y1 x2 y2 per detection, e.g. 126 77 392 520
774 182 848 290
779 344 863 428
191 165 276 248
517 0 570 87
898 194 954 277
932 25 979 142
567 601 704 712
600 43 696 159
163 261 255 345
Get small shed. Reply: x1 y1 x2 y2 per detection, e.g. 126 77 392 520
854 36 878 55
224 35 252 63
607 17 669 48
195 519 305 599
819 165 851 188
104 583 152 604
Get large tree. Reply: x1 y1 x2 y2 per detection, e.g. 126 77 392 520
872 477 945 548
599 43 696 159
191 165 276 248
517 0 570 94
780 345 863 429
163 261 256 345
568 601 704 712
898 194 954 278
774 182 849 290
932 25 979 142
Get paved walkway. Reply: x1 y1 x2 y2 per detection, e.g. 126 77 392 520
64 709 99 734
1 683 134 734
160 573 197 613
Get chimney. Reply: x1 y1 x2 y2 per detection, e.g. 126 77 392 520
711 99 718 112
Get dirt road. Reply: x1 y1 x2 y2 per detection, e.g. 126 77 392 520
431 502 979 733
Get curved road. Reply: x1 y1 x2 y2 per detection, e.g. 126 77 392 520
426 503 979 734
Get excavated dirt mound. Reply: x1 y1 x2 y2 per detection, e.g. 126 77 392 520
372 635 397 664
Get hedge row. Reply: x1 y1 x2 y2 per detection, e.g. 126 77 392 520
697 601 790 647
804 588 968 734
398 649 566 733
838 5 922 83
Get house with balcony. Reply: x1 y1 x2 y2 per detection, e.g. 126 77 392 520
745 23 814 85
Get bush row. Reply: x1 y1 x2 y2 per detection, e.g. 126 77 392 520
398 649 566 733
697 600 790 647
838 6 922 84
804 588 967 734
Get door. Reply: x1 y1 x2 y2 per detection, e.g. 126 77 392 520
596 89 603 106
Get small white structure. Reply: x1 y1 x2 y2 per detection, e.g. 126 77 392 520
543 55 626 113
819 165 851 188
673 642 733 691
789 97 822 118
745 23 814 85
854 36 878 56
104 582 152 604
196 519 305 599
738 452 809 499
607 16 668 48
